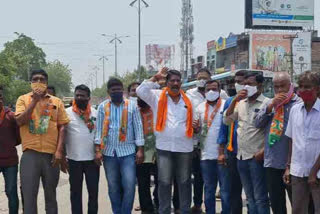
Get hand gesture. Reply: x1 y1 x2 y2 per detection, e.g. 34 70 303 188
235 90 247 102
271 93 288 108
155 67 169 82
192 119 200 133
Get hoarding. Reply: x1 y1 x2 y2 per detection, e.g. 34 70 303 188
249 31 312 75
292 32 312 75
245 0 314 29
216 34 238 52
249 32 293 71
145 44 175 71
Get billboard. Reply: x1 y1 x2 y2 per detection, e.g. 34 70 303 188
249 31 312 75
145 44 175 71
292 32 312 75
216 34 238 52
245 0 314 29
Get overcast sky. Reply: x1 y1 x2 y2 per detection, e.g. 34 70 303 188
0 0 319 87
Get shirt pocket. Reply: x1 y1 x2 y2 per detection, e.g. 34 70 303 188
309 124 320 140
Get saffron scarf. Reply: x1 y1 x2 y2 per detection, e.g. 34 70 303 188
199 99 222 148
226 99 238 152
100 99 129 149
156 87 193 138
72 100 95 133
27 95 54 134
0 107 5 125
140 108 156 151
268 85 294 147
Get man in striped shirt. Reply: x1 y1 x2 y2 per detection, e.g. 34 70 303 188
94 78 145 214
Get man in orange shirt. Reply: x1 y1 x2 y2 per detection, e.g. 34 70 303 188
15 69 70 214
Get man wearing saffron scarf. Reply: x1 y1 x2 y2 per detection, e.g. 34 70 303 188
65 84 99 214
255 72 300 214
193 80 229 214
0 86 21 214
136 68 194 214
95 78 144 214
15 69 70 214
284 71 320 214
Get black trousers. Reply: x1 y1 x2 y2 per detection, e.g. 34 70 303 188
227 153 243 214
137 163 158 212
68 159 100 214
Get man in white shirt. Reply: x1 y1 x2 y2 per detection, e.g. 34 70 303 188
284 71 320 214
136 68 194 214
186 68 211 213
65 84 99 214
193 80 230 214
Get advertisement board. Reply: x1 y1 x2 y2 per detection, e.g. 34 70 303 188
249 32 293 71
292 32 312 75
145 44 174 71
216 34 238 52
249 31 312 75
246 0 314 29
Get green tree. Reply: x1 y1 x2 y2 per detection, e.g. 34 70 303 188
120 66 150 88
45 60 73 97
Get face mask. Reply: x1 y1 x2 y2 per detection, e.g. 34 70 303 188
227 89 237 97
244 85 258 97
298 89 317 103
138 99 149 108
168 88 180 97
110 92 123 103
235 83 245 93
196 80 206 89
75 100 88 109
31 82 47 93
205 90 220 102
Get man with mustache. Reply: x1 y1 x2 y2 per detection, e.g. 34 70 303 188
15 69 70 214
224 72 270 214
65 84 99 214
137 68 194 214
255 72 300 214
0 85 21 214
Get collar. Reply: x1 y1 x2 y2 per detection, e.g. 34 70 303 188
301 98 320 112
245 93 265 103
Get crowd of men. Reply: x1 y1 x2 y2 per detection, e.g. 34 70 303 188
0 67 320 214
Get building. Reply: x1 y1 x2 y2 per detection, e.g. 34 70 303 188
190 55 205 80
206 40 216 74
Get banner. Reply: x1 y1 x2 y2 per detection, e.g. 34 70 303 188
145 44 174 71
251 0 314 28
249 32 293 71
292 32 312 75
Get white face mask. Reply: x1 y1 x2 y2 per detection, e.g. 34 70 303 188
205 90 220 102
196 79 207 88
235 83 245 93
244 85 258 97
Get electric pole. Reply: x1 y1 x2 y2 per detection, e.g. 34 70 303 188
130 0 149 81
283 34 298 80
102 34 129 77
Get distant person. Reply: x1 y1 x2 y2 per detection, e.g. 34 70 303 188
284 71 320 214
15 69 70 214
255 72 300 214
47 85 56 96
193 80 230 214
0 85 21 214
137 68 194 214
128 82 140 99
224 72 270 214
95 78 144 213
65 84 99 214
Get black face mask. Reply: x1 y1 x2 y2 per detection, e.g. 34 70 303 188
227 89 237 97
138 99 149 108
110 92 123 103
75 100 88 109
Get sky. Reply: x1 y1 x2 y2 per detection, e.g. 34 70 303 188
0 0 319 88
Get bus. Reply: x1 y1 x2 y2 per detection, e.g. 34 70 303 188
182 69 274 98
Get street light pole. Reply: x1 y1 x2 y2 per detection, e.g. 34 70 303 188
102 34 129 77
130 0 149 81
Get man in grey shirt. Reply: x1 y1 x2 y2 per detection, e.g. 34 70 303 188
255 72 300 214
224 71 270 214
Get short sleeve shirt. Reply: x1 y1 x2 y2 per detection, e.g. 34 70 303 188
15 93 70 154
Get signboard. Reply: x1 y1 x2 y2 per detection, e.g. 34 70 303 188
246 0 314 29
145 44 175 71
249 32 293 71
216 34 238 52
216 37 226 52
207 40 216 50
249 31 312 75
292 32 312 75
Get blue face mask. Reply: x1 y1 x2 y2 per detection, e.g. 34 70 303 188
110 92 123 103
